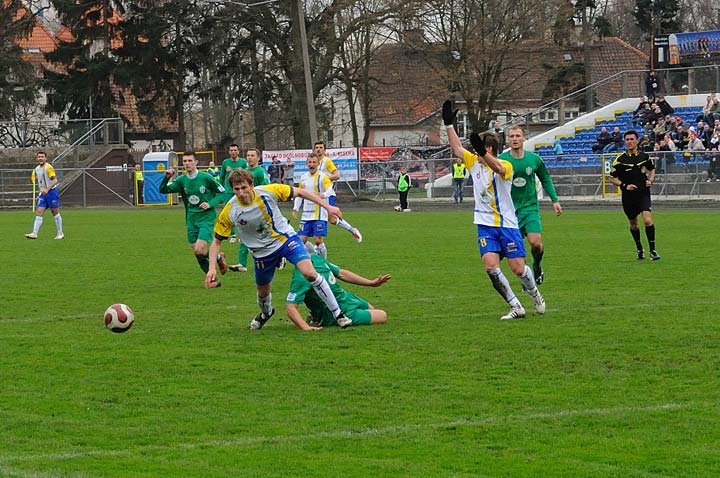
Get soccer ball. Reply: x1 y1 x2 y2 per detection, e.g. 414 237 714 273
104 303 134 333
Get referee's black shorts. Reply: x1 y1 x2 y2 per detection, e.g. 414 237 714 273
622 189 652 219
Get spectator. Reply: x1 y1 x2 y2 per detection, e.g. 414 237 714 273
673 125 689 150
652 117 668 143
687 131 706 161
282 157 296 186
655 95 674 116
603 126 623 154
632 101 652 127
553 138 563 161
592 127 611 153
660 134 677 152
707 95 720 124
267 155 283 184
709 128 720 151
206 160 220 182
700 123 713 148
666 116 678 135
645 70 660 98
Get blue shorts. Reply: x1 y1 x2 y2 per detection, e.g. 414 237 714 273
328 195 337 206
476 225 526 259
298 220 328 238
37 188 60 209
254 236 310 286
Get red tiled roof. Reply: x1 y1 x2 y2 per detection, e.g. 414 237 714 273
11 5 177 134
367 37 649 127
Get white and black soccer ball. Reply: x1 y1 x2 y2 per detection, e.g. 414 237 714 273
104 304 134 333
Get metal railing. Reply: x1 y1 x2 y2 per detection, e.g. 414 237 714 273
0 117 124 148
493 64 720 134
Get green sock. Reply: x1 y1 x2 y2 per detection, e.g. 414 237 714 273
237 243 249 267
196 254 209 273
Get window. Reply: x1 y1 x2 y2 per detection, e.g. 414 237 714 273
456 111 469 139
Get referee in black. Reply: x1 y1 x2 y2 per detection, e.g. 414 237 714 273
609 130 660 261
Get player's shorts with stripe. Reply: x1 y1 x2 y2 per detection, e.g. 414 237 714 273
298 220 328 237
476 224 526 259
516 208 543 235
186 213 216 244
37 189 60 209
622 190 652 219
254 235 309 286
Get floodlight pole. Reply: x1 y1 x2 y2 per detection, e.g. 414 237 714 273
297 0 317 145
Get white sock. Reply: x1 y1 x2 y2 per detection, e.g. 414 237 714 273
316 243 327 258
334 218 354 233
303 241 317 254
517 265 538 295
53 214 63 234
257 293 273 316
487 268 522 309
32 216 43 234
310 275 341 318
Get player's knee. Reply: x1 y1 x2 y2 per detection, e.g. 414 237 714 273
371 310 387 324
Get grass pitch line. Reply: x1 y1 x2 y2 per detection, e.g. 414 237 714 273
0 402 704 464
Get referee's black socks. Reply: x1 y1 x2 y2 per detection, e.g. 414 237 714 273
645 224 656 251
630 227 643 252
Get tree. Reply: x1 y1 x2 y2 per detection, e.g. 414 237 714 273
416 0 556 132
45 0 127 120
0 2 42 125
634 0 680 36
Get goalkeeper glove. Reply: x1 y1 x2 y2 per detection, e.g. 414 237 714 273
442 100 458 126
469 133 486 155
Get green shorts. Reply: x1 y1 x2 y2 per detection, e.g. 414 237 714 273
317 292 371 326
516 209 543 236
186 213 216 244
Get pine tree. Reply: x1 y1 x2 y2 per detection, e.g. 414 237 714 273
0 1 40 121
44 0 126 119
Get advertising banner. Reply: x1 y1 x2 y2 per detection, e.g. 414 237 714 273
263 148 358 182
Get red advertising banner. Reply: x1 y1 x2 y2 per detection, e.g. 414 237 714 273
359 147 397 162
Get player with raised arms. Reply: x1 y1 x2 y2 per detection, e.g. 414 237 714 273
205 169 352 330
442 100 545 320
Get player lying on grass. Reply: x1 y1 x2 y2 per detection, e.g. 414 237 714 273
443 100 545 320
159 151 229 287
285 253 391 331
205 169 353 329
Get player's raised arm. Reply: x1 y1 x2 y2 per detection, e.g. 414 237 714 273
470 133 508 177
292 186 342 220
442 100 468 159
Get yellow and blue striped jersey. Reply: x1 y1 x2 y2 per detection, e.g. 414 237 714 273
462 150 518 229
294 170 333 221
214 184 296 258
318 155 338 178
31 163 57 190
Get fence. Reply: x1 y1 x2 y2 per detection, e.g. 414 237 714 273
4 150 714 209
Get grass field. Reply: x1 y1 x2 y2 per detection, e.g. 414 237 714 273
1 206 719 477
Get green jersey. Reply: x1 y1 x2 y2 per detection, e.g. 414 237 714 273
287 255 363 326
248 165 269 186
218 157 248 190
498 150 558 213
159 171 225 218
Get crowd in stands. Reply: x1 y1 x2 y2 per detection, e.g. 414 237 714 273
587 92 720 181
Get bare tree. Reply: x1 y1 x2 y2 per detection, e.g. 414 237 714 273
414 0 558 131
